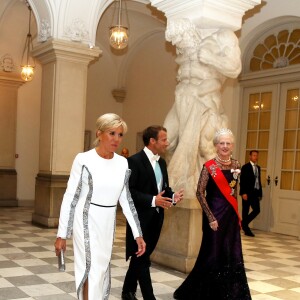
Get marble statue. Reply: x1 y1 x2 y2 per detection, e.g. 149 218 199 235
164 19 241 198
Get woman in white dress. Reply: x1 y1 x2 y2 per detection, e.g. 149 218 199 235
54 113 146 300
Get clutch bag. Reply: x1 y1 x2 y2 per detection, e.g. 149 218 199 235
58 250 66 272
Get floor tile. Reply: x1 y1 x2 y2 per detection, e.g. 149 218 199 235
0 207 299 300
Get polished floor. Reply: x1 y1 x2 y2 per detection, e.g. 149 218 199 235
0 207 300 300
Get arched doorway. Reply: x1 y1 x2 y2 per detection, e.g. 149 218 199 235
239 17 300 238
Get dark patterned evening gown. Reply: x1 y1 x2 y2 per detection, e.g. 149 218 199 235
174 159 251 300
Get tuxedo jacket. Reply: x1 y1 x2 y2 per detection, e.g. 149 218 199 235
239 162 262 198
125 150 173 260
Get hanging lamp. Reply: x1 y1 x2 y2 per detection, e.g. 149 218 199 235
109 0 129 50
20 1 35 81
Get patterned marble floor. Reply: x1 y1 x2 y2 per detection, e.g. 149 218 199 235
0 207 300 300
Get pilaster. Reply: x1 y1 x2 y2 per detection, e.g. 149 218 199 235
31 39 101 227
0 72 24 206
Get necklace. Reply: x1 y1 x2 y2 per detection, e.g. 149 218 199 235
216 154 231 163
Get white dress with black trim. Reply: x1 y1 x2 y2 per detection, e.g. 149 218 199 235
57 149 142 300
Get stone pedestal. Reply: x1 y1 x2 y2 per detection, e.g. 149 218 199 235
0 169 17 206
32 173 68 227
32 39 101 227
151 199 202 273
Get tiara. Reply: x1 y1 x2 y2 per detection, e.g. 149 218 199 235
215 128 233 137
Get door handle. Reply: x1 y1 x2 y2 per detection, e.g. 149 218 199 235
267 176 271 185
274 176 278 186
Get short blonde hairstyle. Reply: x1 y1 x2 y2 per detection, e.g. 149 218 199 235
93 113 128 146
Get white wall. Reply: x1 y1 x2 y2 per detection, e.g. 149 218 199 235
221 78 240 137
0 0 29 66
86 47 124 149
123 33 177 156
16 67 41 204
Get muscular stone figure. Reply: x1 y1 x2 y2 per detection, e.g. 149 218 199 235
164 19 241 198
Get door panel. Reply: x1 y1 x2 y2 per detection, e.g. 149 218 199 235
240 85 279 232
271 82 300 236
241 82 300 237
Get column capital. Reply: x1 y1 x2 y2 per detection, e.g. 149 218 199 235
0 71 24 88
112 88 126 103
32 38 102 65
150 0 261 30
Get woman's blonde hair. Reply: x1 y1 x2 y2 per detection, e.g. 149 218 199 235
93 113 128 146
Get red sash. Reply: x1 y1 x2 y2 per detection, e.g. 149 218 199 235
205 159 241 227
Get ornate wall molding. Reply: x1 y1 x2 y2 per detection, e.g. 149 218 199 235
248 24 300 72
38 19 51 42
242 16 300 75
0 54 15 72
65 18 89 42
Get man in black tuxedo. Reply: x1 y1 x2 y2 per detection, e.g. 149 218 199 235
122 126 184 300
239 150 262 237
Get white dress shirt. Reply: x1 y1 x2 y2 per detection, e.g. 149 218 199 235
143 147 162 207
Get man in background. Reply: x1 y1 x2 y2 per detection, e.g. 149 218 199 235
239 150 262 237
121 147 129 158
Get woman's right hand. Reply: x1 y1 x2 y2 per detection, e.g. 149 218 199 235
242 194 248 200
209 220 219 231
54 237 66 256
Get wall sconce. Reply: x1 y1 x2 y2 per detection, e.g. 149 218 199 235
109 0 129 50
21 1 35 81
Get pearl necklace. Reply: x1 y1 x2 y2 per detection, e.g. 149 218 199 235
216 154 231 163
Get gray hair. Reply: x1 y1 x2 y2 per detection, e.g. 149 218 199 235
93 113 127 146
213 128 234 146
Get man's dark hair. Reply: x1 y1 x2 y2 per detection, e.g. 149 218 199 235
142 125 167 146
250 150 259 155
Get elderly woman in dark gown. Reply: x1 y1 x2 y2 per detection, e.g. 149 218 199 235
174 128 252 300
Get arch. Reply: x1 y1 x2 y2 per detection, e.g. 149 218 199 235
0 0 39 66
24 0 154 45
27 0 52 41
241 16 300 75
116 27 166 88
91 0 161 47
0 0 16 21
94 27 167 90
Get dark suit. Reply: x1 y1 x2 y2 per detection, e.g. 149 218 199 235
123 150 173 300
239 162 262 231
